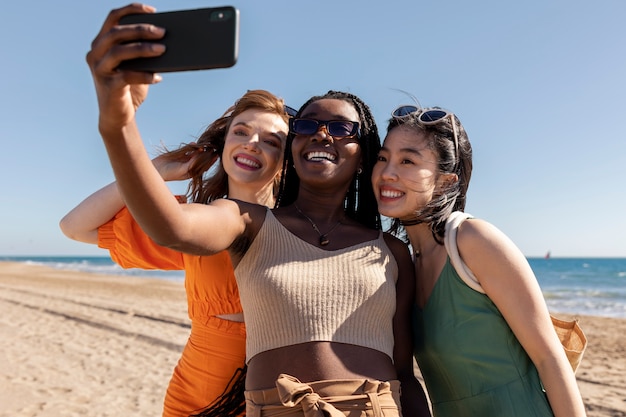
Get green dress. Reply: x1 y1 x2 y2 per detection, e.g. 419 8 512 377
412 259 554 416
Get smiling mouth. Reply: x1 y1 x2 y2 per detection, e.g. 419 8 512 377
380 189 404 198
305 151 336 162
235 156 261 169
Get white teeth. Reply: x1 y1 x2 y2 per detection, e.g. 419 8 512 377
381 189 403 198
306 151 336 162
235 156 260 168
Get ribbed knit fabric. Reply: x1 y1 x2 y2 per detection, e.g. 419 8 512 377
235 210 397 362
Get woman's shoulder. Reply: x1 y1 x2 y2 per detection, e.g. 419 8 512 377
382 232 411 260
456 217 509 251
221 198 267 212
382 231 407 247
455 216 525 274
216 198 270 225
218 199 270 261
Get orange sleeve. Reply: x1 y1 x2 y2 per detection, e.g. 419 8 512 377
98 207 184 271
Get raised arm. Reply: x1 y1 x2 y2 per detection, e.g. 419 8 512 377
85 4 245 255
59 153 197 244
460 219 586 417
59 182 124 244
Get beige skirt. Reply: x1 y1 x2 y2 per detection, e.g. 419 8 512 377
244 374 402 417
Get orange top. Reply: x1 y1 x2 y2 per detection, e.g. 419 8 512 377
98 207 246 417
98 207 243 318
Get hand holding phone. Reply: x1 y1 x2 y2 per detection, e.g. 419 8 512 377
118 6 239 73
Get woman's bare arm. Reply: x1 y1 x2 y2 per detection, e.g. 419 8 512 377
59 182 123 244
86 4 246 256
59 154 197 244
460 219 586 417
385 234 431 416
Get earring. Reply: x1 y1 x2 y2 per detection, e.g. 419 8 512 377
357 167 363 175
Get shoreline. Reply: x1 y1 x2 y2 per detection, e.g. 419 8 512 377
4 255 624 320
1 261 625 416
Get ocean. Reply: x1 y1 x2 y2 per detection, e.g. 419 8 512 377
2 256 625 319
529 257 626 319
0 255 186 282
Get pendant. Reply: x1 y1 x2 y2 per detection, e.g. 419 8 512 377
319 235 330 246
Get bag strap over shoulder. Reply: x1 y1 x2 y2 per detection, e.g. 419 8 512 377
444 211 485 294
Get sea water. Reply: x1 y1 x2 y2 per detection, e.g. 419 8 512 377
2 256 625 318
0 255 185 282
529 257 626 318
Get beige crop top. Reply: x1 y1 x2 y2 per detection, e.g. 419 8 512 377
235 209 397 362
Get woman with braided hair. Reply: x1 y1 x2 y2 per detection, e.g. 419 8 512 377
82 4 431 416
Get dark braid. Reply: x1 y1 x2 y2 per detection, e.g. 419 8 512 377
189 366 247 417
276 90 382 230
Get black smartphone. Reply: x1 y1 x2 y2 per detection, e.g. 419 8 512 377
118 6 239 73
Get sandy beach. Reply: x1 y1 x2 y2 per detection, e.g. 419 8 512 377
0 261 624 417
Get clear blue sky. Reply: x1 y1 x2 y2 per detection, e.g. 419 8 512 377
1 0 625 257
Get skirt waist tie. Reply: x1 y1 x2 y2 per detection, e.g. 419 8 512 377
276 374 346 417
244 373 400 416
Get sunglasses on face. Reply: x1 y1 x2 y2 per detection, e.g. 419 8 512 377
392 105 459 158
289 118 360 139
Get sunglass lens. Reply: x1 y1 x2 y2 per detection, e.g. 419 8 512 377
420 110 447 122
291 119 319 135
328 121 357 137
392 105 419 118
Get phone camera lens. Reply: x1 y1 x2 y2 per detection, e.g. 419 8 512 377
210 9 232 22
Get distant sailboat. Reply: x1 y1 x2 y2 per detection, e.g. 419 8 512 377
544 250 551 259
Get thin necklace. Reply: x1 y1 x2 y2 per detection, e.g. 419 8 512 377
293 204 343 246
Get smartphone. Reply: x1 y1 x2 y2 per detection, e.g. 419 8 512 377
118 6 239 73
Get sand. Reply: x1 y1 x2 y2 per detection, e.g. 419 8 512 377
0 261 624 417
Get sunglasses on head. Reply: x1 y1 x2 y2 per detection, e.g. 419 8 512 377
392 105 459 158
284 105 298 118
289 118 360 139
